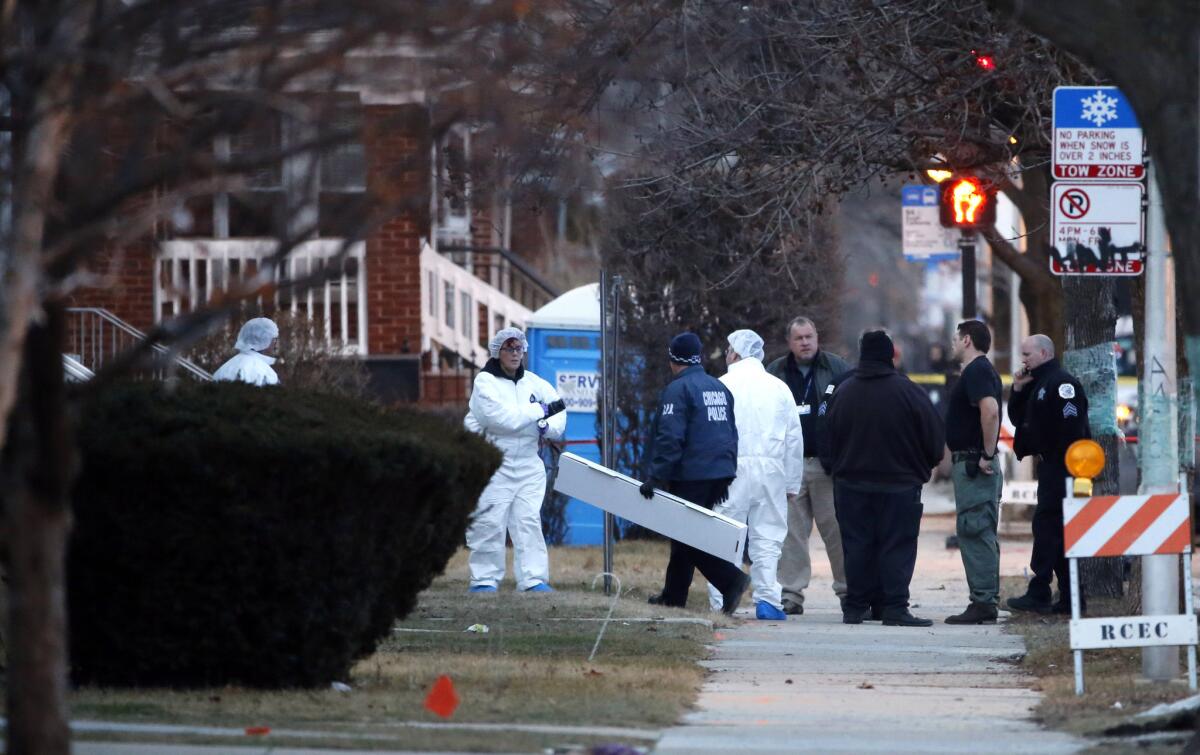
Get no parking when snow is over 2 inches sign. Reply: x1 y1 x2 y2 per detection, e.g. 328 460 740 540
1052 86 1144 181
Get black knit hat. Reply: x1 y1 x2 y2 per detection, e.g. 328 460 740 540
859 330 894 363
669 332 703 365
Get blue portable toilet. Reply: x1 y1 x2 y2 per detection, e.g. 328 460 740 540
526 284 605 545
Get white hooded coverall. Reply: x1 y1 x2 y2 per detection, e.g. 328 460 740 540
213 318 280 386
708 357 804 610
464 367 566 589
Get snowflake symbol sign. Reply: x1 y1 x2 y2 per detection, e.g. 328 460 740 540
1080 90 1119 127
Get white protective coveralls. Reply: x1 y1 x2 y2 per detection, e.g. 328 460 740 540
463 328 566 590
708 330 804 610
213 317 280 386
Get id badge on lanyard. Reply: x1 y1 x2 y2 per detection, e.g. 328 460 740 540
797 368 816 417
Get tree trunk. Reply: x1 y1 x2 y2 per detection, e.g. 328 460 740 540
4 302 74 755
991 161 1065 344
1018 275 1063 345
1062 277 1123 597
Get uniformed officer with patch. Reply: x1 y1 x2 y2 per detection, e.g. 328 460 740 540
1006 334 1091 615
641 332 750 615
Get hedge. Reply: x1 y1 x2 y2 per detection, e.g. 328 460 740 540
68 382 499 688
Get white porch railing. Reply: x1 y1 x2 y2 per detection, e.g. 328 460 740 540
158 239 368 356
66 307 214 381
420 241 531 367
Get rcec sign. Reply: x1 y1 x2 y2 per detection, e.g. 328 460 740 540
1072 615 1198 651
1050 86 1146 277
1063 490 1197 694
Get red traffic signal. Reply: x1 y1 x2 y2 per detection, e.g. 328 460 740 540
938 175 996 230
971 49 996 71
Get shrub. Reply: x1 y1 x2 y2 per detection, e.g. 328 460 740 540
68 381 499 688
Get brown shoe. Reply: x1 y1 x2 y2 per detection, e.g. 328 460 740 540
783 600 804 615
945 602 998 625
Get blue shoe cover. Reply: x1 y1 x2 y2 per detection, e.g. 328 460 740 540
523 582 555 593
756 601 787 620
468 584 498 593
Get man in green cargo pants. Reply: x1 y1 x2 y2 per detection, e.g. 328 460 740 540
944 320 1004 625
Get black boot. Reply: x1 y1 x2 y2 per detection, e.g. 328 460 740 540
882 609 933 627
945 602 999 625
1006 593 1053 614
648 592 684 608
720 572 751 616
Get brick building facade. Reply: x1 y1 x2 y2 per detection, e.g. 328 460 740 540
68 96 556 405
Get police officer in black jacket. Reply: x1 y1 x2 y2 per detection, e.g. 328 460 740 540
824 331 945 627
1006 334 1091 615
641 332 751 615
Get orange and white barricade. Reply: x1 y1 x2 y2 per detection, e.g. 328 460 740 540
1063 483 1196 694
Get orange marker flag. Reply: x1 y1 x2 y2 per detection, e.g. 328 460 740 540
424 675 460 718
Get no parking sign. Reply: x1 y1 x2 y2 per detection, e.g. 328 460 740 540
1049 182 1145 276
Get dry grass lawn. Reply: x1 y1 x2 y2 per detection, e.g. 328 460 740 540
1000 576 1196 753
66 540 732 752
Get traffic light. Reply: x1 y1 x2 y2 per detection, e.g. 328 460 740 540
938 175 996 230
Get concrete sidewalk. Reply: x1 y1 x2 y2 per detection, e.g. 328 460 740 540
655 512 1085 754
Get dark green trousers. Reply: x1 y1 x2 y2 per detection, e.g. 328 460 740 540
951 460 1003 606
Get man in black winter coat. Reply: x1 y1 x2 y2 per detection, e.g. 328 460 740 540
824 330 945 627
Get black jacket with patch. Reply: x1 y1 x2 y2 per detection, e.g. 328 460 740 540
1007 358 1090 467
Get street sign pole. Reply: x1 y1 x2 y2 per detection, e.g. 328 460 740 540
959 232 976 318
1141 161 1180 681
599 268 614 596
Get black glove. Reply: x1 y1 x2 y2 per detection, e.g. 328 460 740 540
542 398 566 418
639 479 658 499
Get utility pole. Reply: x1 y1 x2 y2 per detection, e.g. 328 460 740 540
959 231 976 318
1140 162 1180 681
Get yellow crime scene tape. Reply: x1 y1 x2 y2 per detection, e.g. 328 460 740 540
907 373 1139 389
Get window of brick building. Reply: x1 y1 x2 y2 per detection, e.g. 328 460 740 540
172 104 365 240
433 125 471 245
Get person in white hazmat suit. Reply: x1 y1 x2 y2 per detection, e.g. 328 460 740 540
213 317 280 386
707 329 804 620
463 327 568 593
